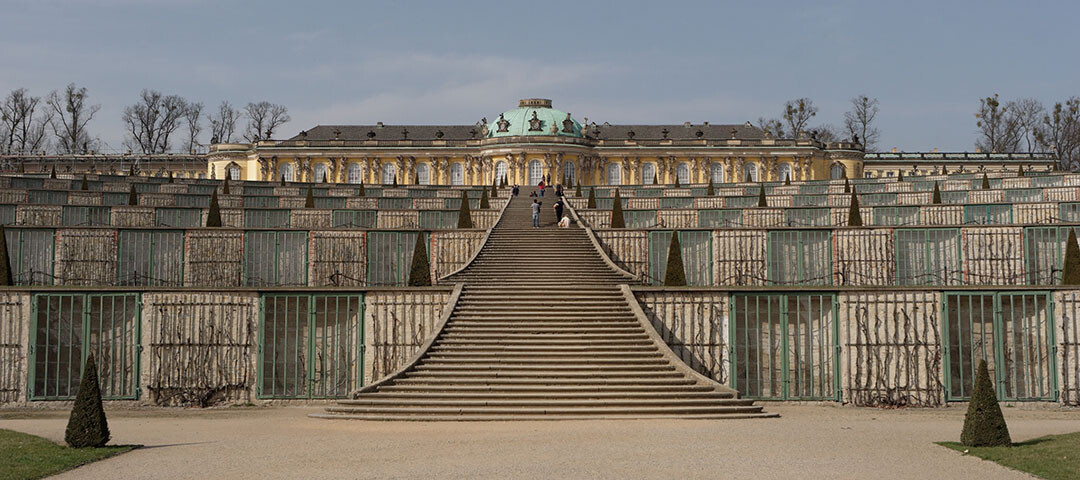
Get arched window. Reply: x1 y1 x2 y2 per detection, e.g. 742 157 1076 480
778 163 793 183
830 163 845 180
416 163 430 185
563 161 576 185
313 163 328 183
450 163 464 185
495 161 508 184
279 163 294 182
227 165 240 180
676 162 690 185
606 163 621 186
710 163 724 183
528 160 543 185
641 163 656 184
347 162 363 184
381 163 396 184
743 163 758 182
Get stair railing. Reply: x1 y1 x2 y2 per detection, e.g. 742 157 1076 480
352 283 464 397
438 192 513 282
563 194 641 283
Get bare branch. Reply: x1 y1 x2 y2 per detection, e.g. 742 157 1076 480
46 83 100 154
243 101 290 142
843 95 880 151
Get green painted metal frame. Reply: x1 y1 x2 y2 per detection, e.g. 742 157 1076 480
728 292 840 401
365 231 430 286
894 228 962 286
941 291 1058 402
647 230 714 286
243 230 310 287
117 229 185 287
4 228 56 286
766 230 833 286
28 293 141 401
256 293 365 400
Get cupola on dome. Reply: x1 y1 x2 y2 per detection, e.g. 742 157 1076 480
486 98 583 138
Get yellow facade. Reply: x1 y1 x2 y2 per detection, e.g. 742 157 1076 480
207 99 866 185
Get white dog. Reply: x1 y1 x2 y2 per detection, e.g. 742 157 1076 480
558 216 571 228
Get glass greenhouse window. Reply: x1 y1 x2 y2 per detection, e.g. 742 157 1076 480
647 231 713 286
895 229 961 285
1024 226 1080 284
117 230 184 286
767 230 832 286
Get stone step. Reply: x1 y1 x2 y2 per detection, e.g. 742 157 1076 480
330 398 756 408
421 357 668 365
392 376 697 385
413 363 674 372
318 405 765 416
312 412 779 421
346 390 735 400
375 384 717 393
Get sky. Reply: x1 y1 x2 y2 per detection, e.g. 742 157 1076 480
1 0 1078 153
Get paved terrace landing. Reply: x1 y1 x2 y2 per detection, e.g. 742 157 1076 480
316 186 773 420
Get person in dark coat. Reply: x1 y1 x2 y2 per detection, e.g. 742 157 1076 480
554 199 564 223
512 184 520 197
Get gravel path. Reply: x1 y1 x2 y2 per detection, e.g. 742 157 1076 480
3 405 1078 479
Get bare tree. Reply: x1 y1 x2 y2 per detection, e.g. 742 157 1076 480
1035 98 1080 170
974 93 1022 153
122 89 190 154
755 117 785 138
810 124 842 143
209 101 239 143
843 95 880 151
1007 98 1045 152
243 101 290 142
183 101 204 153
46 83 100 153
783 98 817 139
1 88 52 154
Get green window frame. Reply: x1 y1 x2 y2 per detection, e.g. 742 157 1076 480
313 196 346 209
1004 188 1042 203
418 210 455 230
698 209 742 228
29 293 140 400
380 198 413 209
243 196 278 208
941 191 969 204
244 209 291 228
366 231 429 286
61 206 111 226
963 204 1012 225
154 207 203 227
894 228 961 286
0 204 15 225
659 197 693 209
173 194 210 208
872 206 920 226
724 196 759 208
258 294 364 399
1023 226 1080 285
1059 203 1080 222
942 292 1057 401
102 192 129 206
244 186 274 196
767 230 832 286
243 231 309 286
792 195 827 207
3 228 55 285
730 293 839 401
28 190 68 205
117 230 185 286
332 210 377 228
860 193 897 206
784 208 830 227
624 210 657 229
647 231 713 286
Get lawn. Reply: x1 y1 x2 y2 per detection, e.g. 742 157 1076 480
939 431 1080 480
0 429 134 480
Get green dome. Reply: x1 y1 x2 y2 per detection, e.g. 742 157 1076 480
487 99 583 138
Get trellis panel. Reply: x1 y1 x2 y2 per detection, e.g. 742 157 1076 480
962 227 1023 285
431 231 485 281
742 209 783 228
1013 203 1055 224
1044 187 1079 203
67 191 102 206
290 209 333 229
714 230 767 286
55 228 117 286
17 205 62 226
111 206 155 227
309 231 366 286
184 230 243 287
920 205 963 225
830 207 873 227
376 210 420 229
0 293 29 404
636 291 728 382
839 291 943 407
1055 291 1080 405
365 291 449 384
656 210 697 229
595 230 648 278
834 229 893 286
968 190 1003 204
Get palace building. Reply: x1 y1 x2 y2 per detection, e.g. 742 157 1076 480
207 98 867 186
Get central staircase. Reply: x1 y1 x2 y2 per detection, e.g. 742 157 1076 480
315 189 775 420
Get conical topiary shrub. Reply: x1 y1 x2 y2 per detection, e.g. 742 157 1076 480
898 170 904 182
457 190 473 228
168 172 174 183
127 184 138 206
1063 228 1080 285
610 189 625 228
844 177 851 194
847 192 863 226
0 224 13 286
960 359 1012 447
479 188 490 209
223 176 230 195
407 233 431 287
784 174 791 186
1018 165 1025 177
206 190 222 227
129 164 136 177
663 232 687 287
653 172 658 185
280 175 286 186
358 180 365 197
941 165 948 175
490 179 498 198
932 181 942 204
575 183 582 197
80 175 88 190
50 166 57 179
674 175 680 188
981 173 990 189
392 174 398 187
587 188 597 209
757 185 767 207
65 353 110 448
706 177 714 196
305 185 315 208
